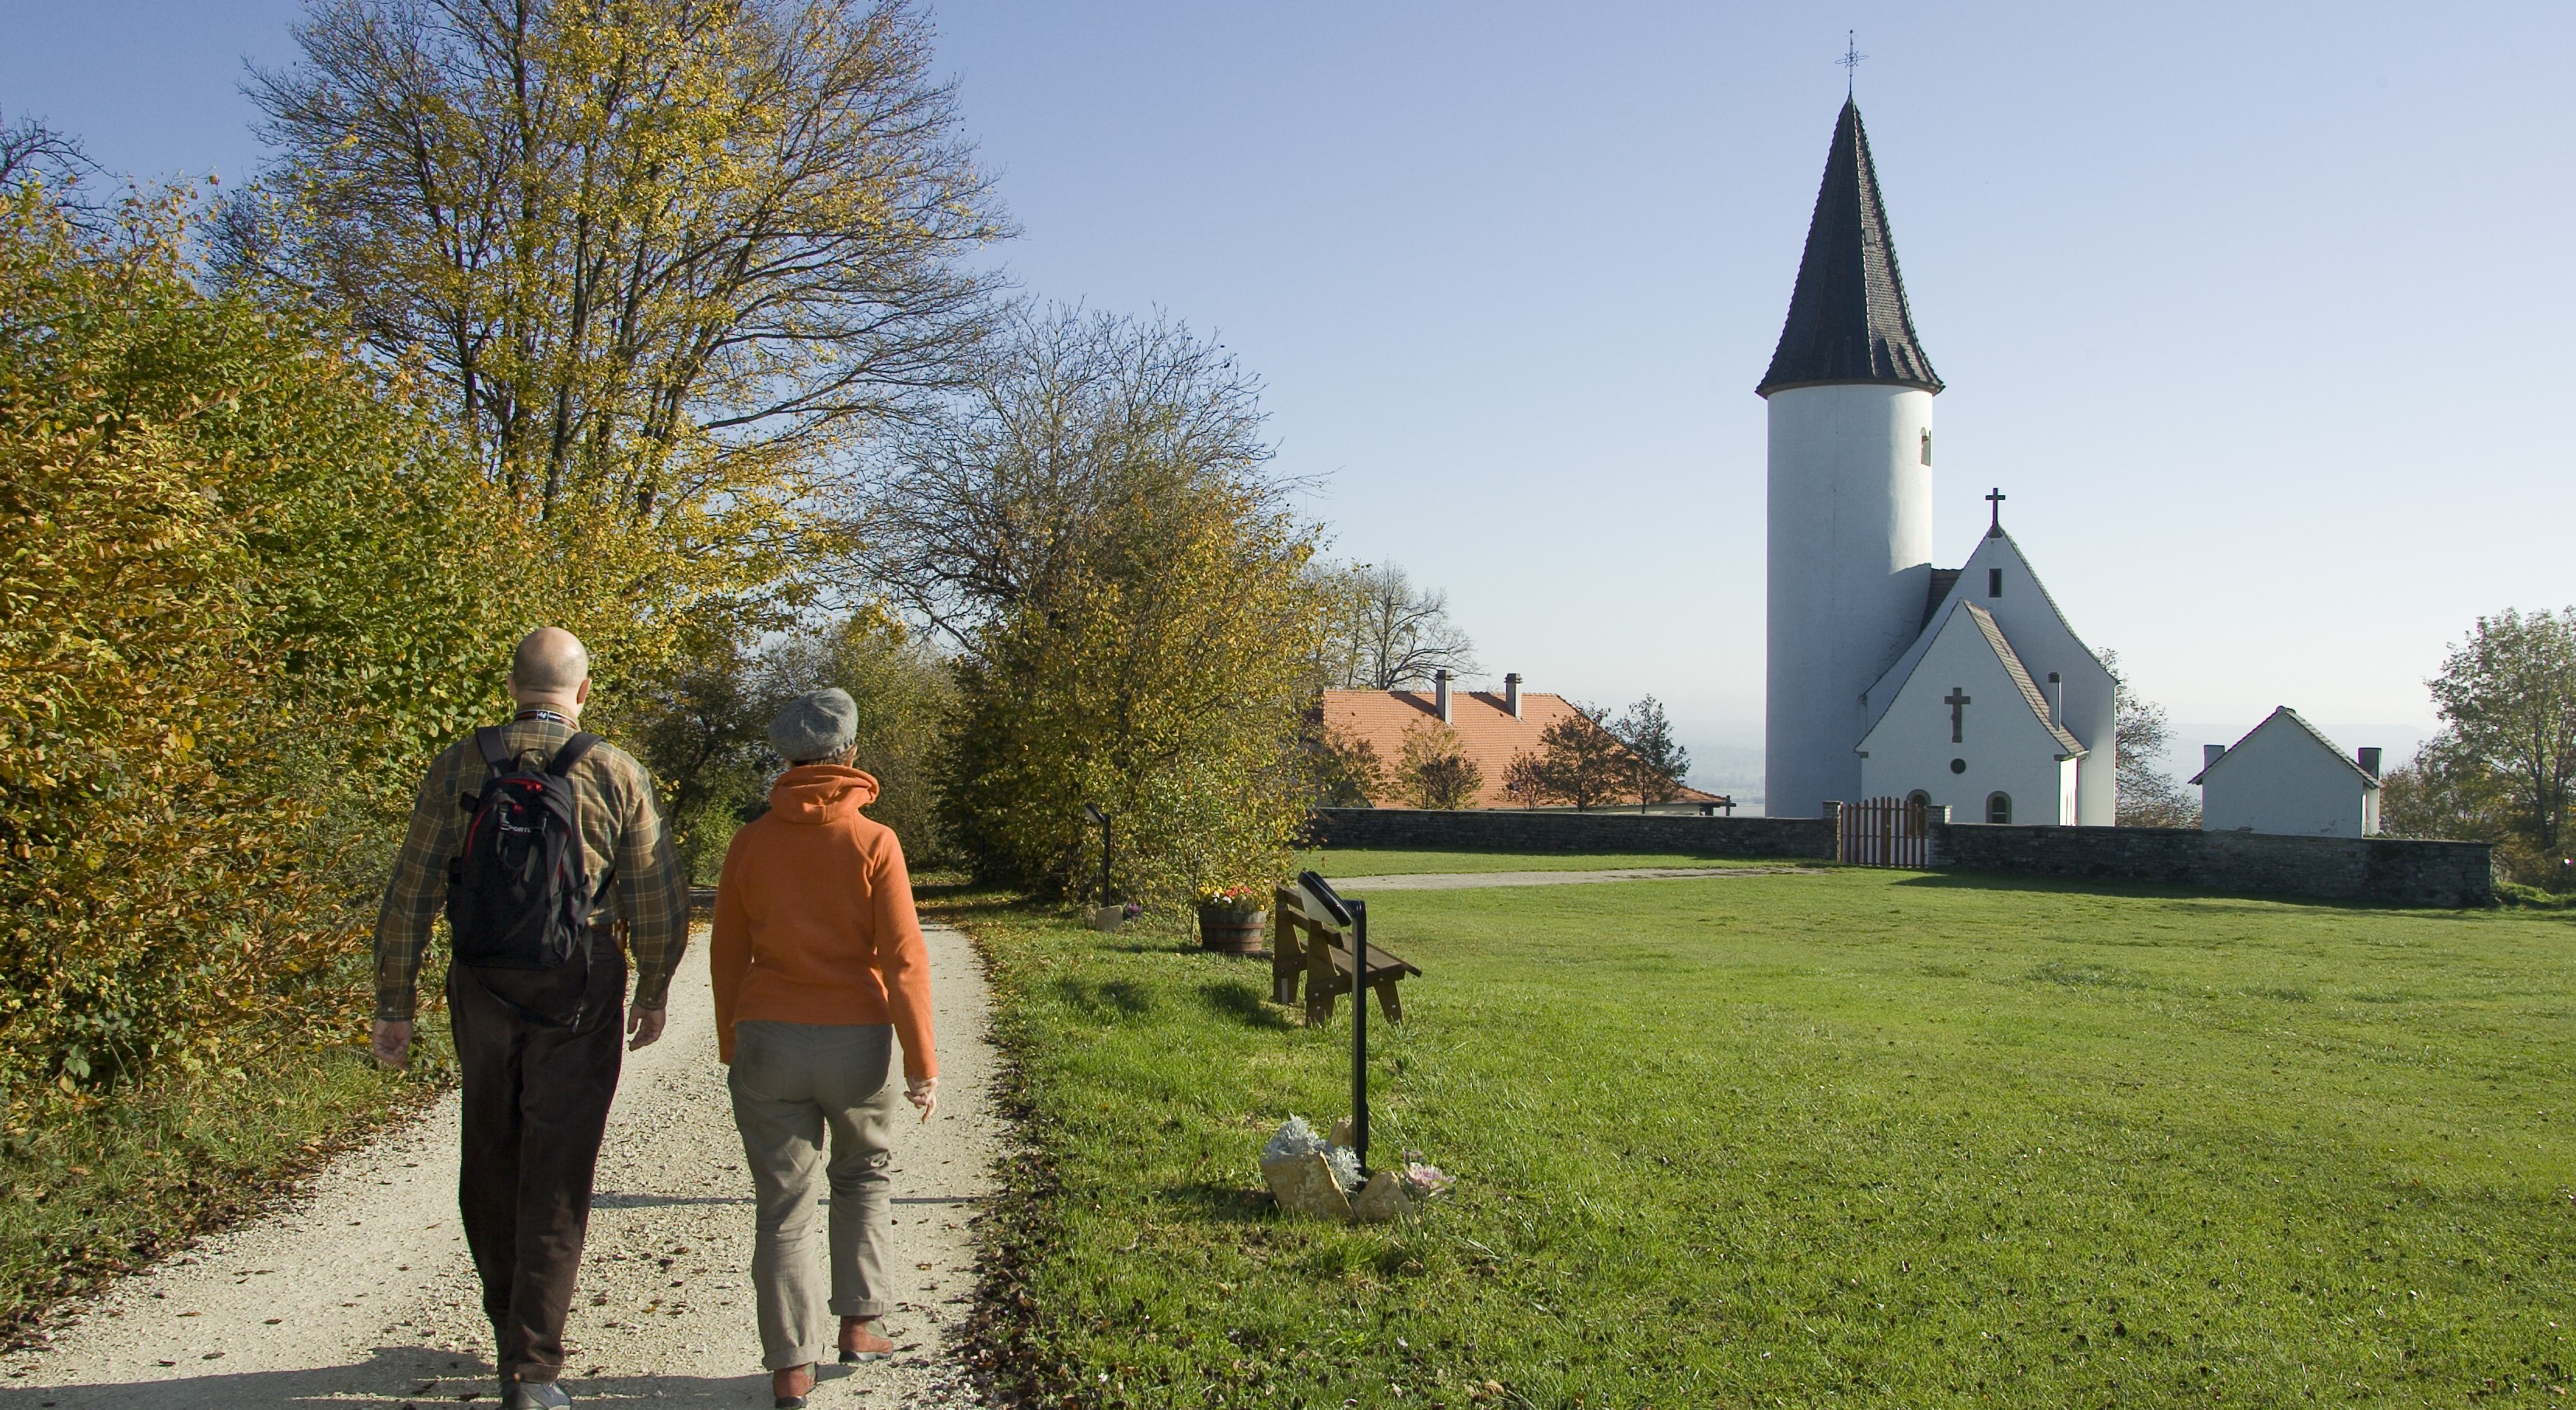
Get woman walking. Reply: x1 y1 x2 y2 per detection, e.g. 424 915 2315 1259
711 689 938 1409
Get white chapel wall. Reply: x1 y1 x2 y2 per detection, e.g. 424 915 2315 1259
1858 607 2076 825
1949 535 2117 826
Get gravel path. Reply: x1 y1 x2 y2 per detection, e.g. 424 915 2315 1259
1333 865 1816 891
0 923 998 1408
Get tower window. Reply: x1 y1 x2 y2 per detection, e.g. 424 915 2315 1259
1987 791 2012 825
1987 567 2003 599
1920 429 1931 466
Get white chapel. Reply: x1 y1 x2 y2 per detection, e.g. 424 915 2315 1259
1760 100 2114 825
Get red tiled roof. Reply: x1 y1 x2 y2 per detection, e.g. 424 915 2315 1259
1317 689 1721 808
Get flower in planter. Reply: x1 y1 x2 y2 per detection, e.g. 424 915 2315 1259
1196 885 1267 912
1400 1162 1452 1199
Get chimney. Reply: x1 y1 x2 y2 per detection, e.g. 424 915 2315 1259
2203 744 2225 772
2045 671 2062 727
1503 672 1522 718
1434 669 1452 724
2358 747 2382 779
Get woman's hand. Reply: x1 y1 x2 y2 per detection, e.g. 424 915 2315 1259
905 1077 938 1122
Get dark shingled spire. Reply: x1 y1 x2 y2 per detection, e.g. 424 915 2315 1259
1757 99 1942 397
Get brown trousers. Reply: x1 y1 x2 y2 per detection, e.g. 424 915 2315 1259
447 933 626 1384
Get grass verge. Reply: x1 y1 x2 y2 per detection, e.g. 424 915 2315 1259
0 995 456 1342
1298 846 1802 877
940 864 2576 1408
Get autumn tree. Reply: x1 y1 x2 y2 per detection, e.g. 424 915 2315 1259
2416 609 2576 885
1302 726 1386 808
866 308 1323 909
0 180 527 1090
1396 720 1483 810
2379 731 2514 846
1517 703 1631 811
222 0 1010 665
2098 649 2198 827
627 606 955 880
1611 696 1691 805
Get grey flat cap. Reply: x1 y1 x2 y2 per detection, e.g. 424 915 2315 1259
770 688 858 763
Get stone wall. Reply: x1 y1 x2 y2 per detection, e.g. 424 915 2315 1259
1926 823 2492 908
1307 808 2494 908
1306 808 1835 859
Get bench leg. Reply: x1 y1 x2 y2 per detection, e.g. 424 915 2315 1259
1373 978 1402 1024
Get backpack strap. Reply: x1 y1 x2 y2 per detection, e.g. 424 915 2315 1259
474 726 513 772
545 732 601 778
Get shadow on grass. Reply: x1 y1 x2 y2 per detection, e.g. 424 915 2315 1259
1152 1180 1277 1224
1049 975 1155 1018
1890 868 2474 914
1197 979 1298 1031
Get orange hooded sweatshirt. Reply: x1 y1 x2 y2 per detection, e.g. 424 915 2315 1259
710 765 935 1077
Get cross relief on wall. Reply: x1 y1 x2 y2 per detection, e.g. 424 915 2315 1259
1943 687 1970 744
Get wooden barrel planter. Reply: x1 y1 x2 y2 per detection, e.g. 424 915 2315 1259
1197 904 1267 955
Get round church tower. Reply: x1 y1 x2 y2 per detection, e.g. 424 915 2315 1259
1761 99 1942 818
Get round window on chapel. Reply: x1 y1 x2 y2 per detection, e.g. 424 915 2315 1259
1949 758 1966 774
1986 792 2012 825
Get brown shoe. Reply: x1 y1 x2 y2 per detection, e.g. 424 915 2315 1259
839 1314 895 1363
771 1363 816 1408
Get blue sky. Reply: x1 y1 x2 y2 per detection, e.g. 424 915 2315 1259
6 1 2571 796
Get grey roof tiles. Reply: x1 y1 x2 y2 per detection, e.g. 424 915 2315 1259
1757 99 1943 397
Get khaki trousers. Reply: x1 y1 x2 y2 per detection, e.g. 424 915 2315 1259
727 1020 900 1371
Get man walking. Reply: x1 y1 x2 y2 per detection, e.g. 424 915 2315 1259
372 626 688 1409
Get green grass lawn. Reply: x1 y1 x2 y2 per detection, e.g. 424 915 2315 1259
942 865 2576 1409
1299 846 1792 876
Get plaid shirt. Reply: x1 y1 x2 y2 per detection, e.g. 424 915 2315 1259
373 712 689 1022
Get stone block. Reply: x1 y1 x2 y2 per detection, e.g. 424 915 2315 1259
1260 1152 1352 1221
1350 1171 1414 1223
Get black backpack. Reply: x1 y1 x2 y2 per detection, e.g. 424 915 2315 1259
446 728 601 972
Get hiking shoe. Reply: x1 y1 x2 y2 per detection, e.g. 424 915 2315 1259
773 1362 816 1408
504 1379 571 1409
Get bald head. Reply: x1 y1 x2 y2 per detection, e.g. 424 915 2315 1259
508 627 591 715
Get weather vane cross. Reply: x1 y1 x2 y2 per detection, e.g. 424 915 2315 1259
1840 30 1867 96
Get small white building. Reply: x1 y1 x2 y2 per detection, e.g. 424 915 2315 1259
1858 601 2088 825
2191 707 2382 838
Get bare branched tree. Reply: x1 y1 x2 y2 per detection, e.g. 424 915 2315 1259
0 111 100 193
854 304 1281 642
222 0 1009 510
0 110 116 240
1313 562 1478 690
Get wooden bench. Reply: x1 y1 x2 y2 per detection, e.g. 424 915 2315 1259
1271 885 1423 1028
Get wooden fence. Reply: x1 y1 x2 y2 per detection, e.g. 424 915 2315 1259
1837 797 1936 868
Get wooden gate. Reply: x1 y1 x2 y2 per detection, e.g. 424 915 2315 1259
1839 796 1933 868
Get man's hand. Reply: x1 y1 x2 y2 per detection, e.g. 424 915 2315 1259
371 1019 412 1070
626 1002 667 1051
905 1076 938 1123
